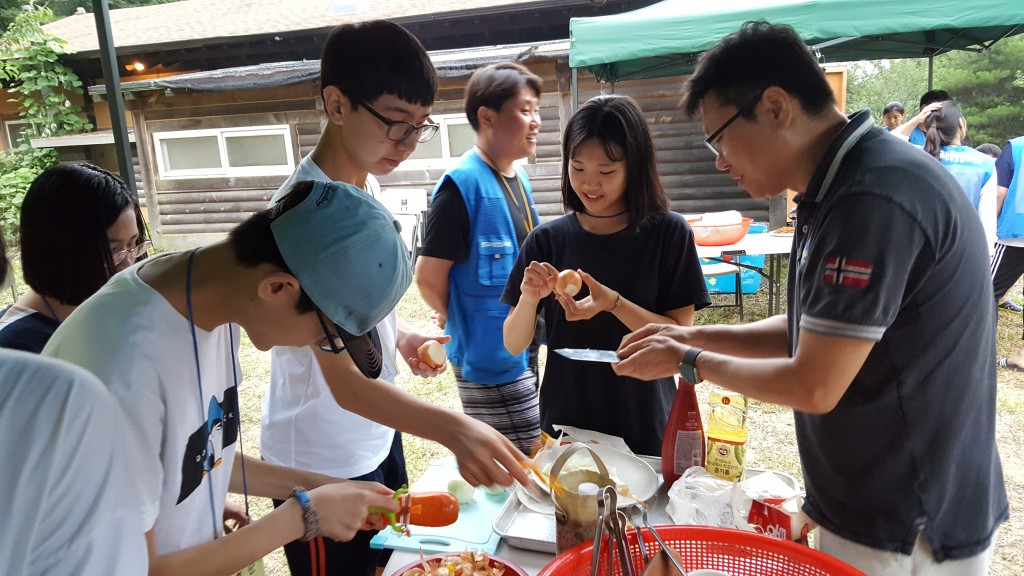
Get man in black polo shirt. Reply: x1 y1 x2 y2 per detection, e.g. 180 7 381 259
613 22 1007 574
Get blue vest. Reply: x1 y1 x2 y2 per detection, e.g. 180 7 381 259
939 145 995 210
997 137 1024 239
438 149 537 384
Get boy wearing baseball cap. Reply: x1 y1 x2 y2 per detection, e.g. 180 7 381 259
43 180 407 575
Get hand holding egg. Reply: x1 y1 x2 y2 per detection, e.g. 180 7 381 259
417 340 447 369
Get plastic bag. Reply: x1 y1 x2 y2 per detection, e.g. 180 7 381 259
666 466 734 527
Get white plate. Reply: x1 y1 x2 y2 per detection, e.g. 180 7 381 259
517 444 658 512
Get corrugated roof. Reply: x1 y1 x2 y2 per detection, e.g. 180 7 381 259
44 0 549 55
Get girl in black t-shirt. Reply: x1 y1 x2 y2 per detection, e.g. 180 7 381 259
500 95 710 455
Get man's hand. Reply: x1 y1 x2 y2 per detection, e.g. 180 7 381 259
310 480 399 540
398 330 452 377
443 415 530 488
612 323 694 380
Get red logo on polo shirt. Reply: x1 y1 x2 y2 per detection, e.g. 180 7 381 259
823 256 872 289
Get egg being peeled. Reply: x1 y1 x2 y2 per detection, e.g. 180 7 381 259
417 340 447 369
555 269 582 297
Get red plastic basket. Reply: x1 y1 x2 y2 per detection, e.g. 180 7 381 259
538 525 865 576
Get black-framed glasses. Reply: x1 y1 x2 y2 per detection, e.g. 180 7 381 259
313 306 384 379
361 103 439 143
704 90 766 157
112 240 152 266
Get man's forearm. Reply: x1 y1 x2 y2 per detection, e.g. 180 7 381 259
690 314 789 358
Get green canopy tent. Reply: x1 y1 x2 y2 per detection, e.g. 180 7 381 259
569 0 1024 91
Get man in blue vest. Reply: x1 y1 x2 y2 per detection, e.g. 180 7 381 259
992 135 1024 369
416 63 544 454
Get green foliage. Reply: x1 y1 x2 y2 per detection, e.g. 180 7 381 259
0 1 91 242
846 35 1024 146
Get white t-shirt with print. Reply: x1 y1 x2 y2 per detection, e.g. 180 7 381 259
261 155 400 478
43 257 241 555
0 350 148 575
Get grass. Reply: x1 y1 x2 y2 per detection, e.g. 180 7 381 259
3 259 1020 575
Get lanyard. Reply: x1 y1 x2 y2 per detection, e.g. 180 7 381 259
476 147 534 233
186 248 249 541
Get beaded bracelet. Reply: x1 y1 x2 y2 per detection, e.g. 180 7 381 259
290 487 320 542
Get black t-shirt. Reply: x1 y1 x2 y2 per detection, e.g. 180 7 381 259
501 212 710 455
0 306 60 354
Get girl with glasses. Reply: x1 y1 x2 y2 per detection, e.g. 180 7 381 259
0 163 149 353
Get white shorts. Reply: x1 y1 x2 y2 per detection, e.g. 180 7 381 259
817 526 995 576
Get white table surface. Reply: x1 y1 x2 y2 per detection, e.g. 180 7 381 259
695 231 793 259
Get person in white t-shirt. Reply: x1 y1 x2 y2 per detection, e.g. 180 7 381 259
261 21 533 576
0 235 147 575
44 180 419 576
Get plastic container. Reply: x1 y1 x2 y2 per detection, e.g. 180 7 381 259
702 222 766 294
538 525 865 576
688 217 754 246
661 377 705 486
390 552 529 576
706 403 747 482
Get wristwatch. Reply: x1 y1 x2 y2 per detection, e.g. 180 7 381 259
678 347 704 384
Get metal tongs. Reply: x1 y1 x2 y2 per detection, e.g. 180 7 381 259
591 486 637 576
627 504 688 575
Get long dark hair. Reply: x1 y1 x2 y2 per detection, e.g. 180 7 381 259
923 100 962 160
561 94 668 234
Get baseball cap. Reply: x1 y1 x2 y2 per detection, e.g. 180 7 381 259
271 180 411 378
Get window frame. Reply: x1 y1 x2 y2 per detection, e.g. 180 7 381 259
3 119 31 149
400 113 475 169
152 125 295 179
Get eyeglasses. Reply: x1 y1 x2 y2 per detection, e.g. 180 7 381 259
313 306 384 379
315 307 346 354
361 102 439 143
112 240 152 266
704 90 766 157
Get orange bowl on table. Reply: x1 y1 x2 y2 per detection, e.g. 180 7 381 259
391 552 529 576
687 217 753 246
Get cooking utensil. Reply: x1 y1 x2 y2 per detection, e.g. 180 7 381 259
628 504 687 575
590 487 607 576
554 348 621 363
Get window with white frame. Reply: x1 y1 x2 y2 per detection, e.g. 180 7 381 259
3 120 30 149
401 114 476 169
152 125 294 178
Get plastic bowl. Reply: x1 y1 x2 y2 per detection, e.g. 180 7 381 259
390 552 529 576
688 217 753 246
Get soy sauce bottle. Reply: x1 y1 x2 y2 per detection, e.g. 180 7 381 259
661 377 705 487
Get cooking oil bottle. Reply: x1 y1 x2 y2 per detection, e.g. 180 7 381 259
705 386 747 481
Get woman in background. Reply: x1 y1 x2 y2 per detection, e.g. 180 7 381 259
0 163 149 352
502 95 709 455
922 100 998 252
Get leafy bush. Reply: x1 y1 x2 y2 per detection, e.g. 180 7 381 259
0 1 91 244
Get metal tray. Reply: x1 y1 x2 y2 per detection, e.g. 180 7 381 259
494 456 674 553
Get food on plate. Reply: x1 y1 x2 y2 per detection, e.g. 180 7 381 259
773 226 794 234
554 269 582 297
417 339 447 369
446 478 475 505
401 550 508 576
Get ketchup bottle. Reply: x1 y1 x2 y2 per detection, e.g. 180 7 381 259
661 377 705 487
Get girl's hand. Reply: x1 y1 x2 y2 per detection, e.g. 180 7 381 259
558 270 618 321
521 261 558 303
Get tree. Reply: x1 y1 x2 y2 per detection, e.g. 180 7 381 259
0 1 91 240
845 35 1024 146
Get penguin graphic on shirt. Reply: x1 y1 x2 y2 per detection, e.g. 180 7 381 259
176 385 238 504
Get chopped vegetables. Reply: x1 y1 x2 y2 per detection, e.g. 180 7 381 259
401 550 507 576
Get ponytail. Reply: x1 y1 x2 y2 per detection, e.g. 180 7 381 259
921 100 962 161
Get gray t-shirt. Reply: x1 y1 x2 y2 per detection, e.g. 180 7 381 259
788 110 1007 560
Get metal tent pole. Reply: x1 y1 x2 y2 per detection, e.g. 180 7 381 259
91 0 137 197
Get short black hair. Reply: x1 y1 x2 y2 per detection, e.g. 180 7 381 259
464 62 542 131
919 90 951 110
228 180 316 314
682 21 835 119
320 20 436 110
883 101 905 115
922 100 962 160
561 95 668 234
976 143 1002 159
20 163 145 305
